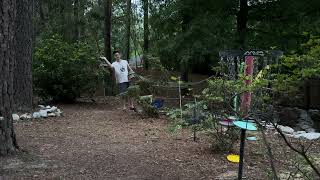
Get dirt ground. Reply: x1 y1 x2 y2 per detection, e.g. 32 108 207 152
0 98 319 180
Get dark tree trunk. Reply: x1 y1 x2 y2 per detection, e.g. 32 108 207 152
143 0 149 70
73 0 85 41
180 10 191 83
74 0 80 40
0 0 19 156
38 0 46 27
125 0 131 61
98 0 103 6
14 0 34 112
237 0 249 48
104 0 112 61
62 1 73 42
104 0 115 95
79 0 85 38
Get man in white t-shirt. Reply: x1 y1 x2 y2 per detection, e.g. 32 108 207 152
100 51 135 110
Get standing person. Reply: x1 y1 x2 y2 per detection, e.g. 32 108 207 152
100 51 135 110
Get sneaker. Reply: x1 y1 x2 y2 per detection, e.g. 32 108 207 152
129 107 137 112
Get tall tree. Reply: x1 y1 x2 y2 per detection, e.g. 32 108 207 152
104 0 115 95
104 0 112 61
143 0 149 69
237 0 249 48
125 0 132 60
0 0 19 155
14 0 34 112
180 1 192 82
73 0 85 41
74 0 81 40
62 1 74 42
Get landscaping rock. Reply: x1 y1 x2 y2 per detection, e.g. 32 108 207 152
309 109 320 131
48 113 56 117
297 109 314 131
278 107 300 127
278 107 320 132
20 113 32 120
33 112 41 119
39 110 48 118
12 114 20 121
293 132 320 140
55 109 62 117
277 125 295 134
47 106 57 113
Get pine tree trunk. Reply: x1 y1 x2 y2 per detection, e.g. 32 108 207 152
62 1 73 42
143 0 149 70
0 0 19 156
104 0 115 95
180 11 191 82
79 0 85 39
74 0 80 40
14 0 33 112
104 0 112 61
237 0 248 48
125 0 131 61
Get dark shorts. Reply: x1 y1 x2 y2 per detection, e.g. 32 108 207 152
119 82 130 94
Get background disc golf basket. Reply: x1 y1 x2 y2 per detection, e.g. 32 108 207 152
219 50 283 179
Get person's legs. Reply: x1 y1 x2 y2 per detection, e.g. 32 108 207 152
125 82 135 110
119 83 128 110
119 82 135 110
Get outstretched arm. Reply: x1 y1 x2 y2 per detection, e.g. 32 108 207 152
99 57 112 68
127 63 134 72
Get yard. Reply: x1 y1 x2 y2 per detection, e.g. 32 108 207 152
1 97 319 180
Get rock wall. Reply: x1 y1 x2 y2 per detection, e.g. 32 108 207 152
278 107 320 132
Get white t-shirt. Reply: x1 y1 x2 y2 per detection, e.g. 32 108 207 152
111 60 129 84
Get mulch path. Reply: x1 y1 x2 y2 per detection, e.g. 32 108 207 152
0 98 319 179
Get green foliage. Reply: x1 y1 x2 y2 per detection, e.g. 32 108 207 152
138 97 159 118
33 35 104 102
208 128 240 153
124 85 141 98
149 0 320 74
166 100 215 133
123 85 159 118
273 36 320 95
150 0 235 73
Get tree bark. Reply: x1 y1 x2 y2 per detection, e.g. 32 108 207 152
62 1 73 42
73 0 85 41
0 0 19 156
104 0 112 61
237 0 249 48
125 0 131 61
104 0 115 95
14 0 34 112
180 8 191 83
74 0 80 40
143 0 149 70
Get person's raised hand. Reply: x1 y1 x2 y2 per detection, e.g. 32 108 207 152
99 56 107 62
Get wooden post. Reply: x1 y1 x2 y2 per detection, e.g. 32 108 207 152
238 55 254 180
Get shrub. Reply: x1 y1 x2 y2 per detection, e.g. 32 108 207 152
33 35 104 102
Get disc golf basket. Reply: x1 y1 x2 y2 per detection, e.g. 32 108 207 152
185 98 207 142
218 50 283 179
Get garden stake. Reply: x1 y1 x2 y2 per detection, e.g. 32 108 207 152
178 77 182 121
238 129 246 179
193 97 197 142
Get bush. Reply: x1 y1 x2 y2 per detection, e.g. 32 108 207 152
33 35 104 102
